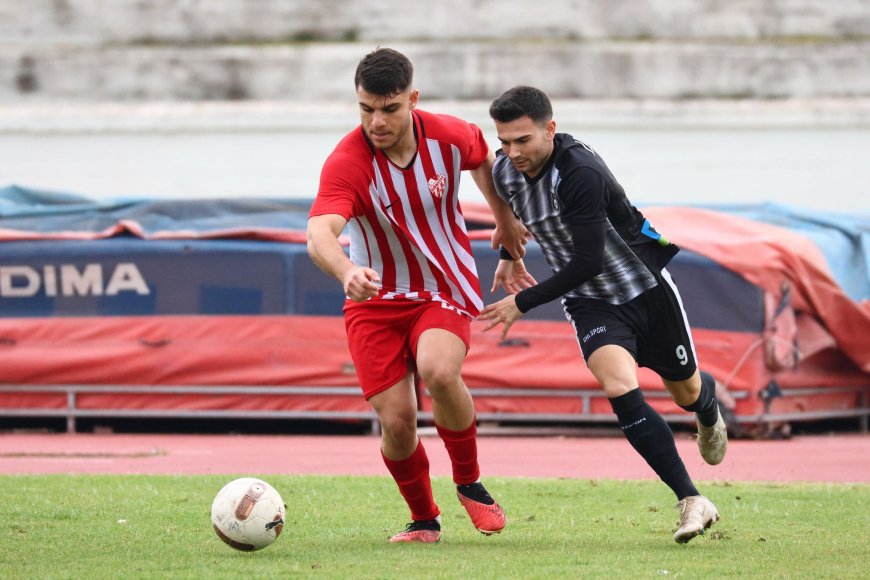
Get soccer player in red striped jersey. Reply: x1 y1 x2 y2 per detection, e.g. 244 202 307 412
307 48 534 543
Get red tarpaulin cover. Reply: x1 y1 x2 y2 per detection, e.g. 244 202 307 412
1 196 867 423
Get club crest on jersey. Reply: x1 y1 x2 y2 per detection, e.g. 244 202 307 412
428 174 447 198
551 188 560 211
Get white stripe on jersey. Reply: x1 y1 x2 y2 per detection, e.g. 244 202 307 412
350 198 383 279
427 139 482 312
371 159 393 209
343 140 482 316
386 161 445 298
392 145 467 309
431 141 477 274
367 170 413 294
381 291 427 301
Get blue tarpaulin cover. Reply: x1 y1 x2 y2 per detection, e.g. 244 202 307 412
1 185 868 371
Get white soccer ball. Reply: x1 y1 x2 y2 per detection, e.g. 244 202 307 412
211 477 286 551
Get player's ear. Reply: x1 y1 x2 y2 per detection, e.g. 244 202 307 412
409 89 420 110
545 120 556 139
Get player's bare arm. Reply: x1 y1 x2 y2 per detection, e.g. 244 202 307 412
307 213 380 302
491 257 537 295
478 295 523 341
470 150 531 259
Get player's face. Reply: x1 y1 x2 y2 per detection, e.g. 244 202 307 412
357 86 419 152
494 116 556 178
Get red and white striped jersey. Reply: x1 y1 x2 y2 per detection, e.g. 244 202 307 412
311 110 488 316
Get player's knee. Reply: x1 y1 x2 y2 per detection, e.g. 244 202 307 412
664 373 702 408
418 365 461 394
378 410 417 442
675 369 713 410
378 405 416 429
600 381 638 399
699 370 716 391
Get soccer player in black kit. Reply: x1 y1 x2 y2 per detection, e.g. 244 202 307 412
478 86 727 544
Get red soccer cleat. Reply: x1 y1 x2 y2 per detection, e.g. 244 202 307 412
389 517 442 543
456 482 506 535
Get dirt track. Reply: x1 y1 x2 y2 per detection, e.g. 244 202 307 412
1 433 868 483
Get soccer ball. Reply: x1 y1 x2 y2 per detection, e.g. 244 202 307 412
211 477 286 551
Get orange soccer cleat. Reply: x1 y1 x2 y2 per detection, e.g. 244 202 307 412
389 517 442 543
456 482 506 535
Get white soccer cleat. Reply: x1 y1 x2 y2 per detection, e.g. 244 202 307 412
697 414 728 465
674 495 720 544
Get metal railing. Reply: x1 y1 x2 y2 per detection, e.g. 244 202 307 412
1 383 867 433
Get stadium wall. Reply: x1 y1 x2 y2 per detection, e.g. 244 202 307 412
2 0 870 101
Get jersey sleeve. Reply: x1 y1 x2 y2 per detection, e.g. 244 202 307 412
459 121 489 171
492 153 512 203
310 151 368 220
427 112 489 171
514 221 606 312
558 166 608 226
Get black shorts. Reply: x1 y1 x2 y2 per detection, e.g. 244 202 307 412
564 268 698 381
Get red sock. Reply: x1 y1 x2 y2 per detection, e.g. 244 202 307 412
436 419 481 485
381 440 440 521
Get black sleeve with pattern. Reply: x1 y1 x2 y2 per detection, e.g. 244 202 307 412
514 220 606 313
558 166 608 225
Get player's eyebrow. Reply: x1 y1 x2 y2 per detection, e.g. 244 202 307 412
359 104 401 115
499 134 532 144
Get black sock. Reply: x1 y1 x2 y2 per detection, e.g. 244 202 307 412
457 482 494 505
609 389 699 500
679 370 720 427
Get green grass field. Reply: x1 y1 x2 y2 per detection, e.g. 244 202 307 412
2 475 868 579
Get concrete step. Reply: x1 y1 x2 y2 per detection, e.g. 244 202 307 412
3 40 870 101
5 0 870 45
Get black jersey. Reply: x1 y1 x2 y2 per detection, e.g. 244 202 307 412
492 133 679 305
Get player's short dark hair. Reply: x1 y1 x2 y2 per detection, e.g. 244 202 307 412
489 86 553 125
354 48 414 97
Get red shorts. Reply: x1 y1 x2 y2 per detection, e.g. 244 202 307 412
343 299 472 399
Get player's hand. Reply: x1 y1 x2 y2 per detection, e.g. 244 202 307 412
491 217 531 259
491 258 537 295
478 295 524 341
342 266 381 302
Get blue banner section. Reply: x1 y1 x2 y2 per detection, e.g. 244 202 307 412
0 238 346 318
2 184 864 303
0 235 762 330
474 241 762 331
5 186 819 331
